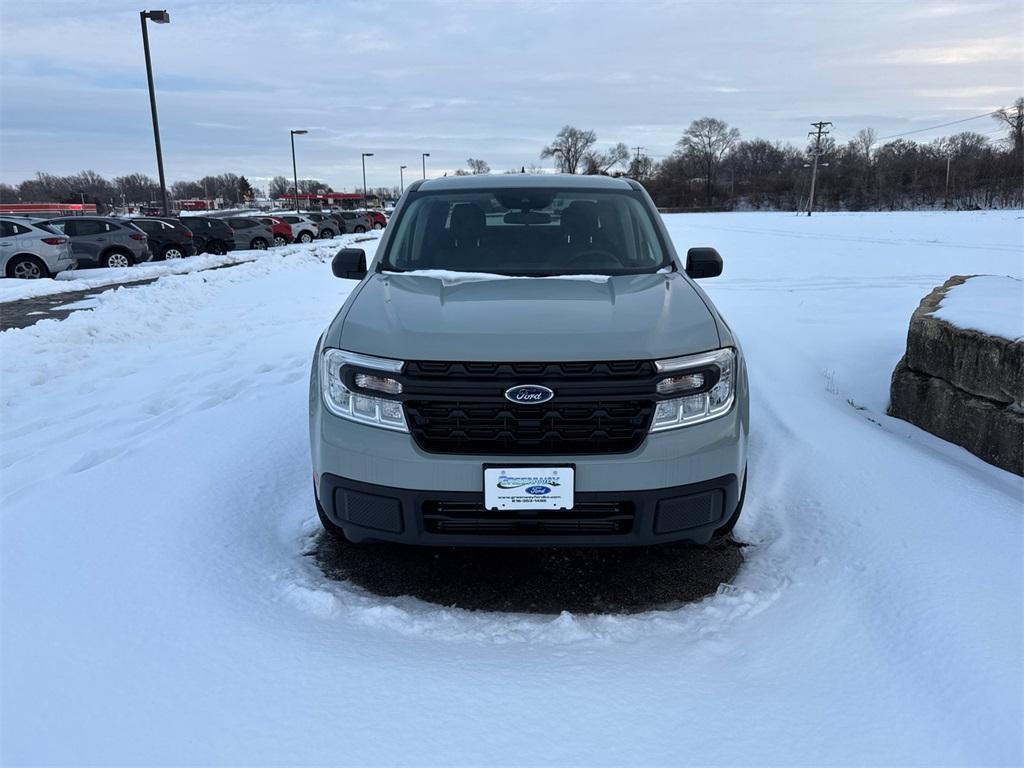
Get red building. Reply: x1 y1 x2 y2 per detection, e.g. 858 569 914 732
0 202 99 216
275 192 370 209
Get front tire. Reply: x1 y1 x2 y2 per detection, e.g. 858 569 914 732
354 225 366 233
372 222 383 230
102 249 133 269
250 238 268 250
320 228 335 239
274 235 287 247
7 254 50 279
299 231 313 243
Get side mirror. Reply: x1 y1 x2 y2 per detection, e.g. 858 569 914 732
685 247 723 279
331 248 367 279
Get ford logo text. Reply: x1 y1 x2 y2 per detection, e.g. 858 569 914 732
504 384 554 405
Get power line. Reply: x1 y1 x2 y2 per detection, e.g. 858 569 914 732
872 107 1011 144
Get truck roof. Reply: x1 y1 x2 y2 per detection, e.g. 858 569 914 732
417 173 636 192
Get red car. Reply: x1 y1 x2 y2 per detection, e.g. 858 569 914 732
259 216 293 246
361 210 387 229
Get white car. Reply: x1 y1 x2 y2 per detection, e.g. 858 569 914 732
277 214 320 243
1 216 76 278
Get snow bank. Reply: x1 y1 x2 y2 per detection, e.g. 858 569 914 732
932 274 1024 341
1 211 1021 766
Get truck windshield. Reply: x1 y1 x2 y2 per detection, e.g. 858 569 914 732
381 189 670 276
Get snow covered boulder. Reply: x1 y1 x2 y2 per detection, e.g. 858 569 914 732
888 275 1023 475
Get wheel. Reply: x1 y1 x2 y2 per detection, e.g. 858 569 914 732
320 228 335 239
274 235 287 247
372 222 383 230
299 231 313 243
315 487 350 542
162 245 185 260
102 250 133 269
6 254 49 279
210 240 228 255
354 225 366 233
250 238 268 250
713 468 747 539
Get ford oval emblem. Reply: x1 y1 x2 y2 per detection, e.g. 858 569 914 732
504 384 554 405
526 485 551 495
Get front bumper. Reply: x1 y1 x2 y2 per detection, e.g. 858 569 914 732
317 472 740 546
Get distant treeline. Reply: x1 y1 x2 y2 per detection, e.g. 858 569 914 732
2 99 1021 213
538 99 1023 211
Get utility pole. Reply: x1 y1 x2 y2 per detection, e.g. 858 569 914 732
806 120 832 217
633 145 645 162
399 165 407 194
944 156 952 210
421 152 430 180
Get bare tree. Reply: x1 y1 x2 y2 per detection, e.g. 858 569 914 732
993 97 1024 156
467 158 490 175
583 142 631 174
677 117 740 204
541 125 597 174
855 128 877 164
268 176 290 198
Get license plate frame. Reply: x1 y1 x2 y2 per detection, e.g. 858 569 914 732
483 464 575 511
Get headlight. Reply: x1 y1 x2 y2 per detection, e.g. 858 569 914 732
320 348 407 431
650 348 735 431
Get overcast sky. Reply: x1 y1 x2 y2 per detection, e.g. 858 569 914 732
1 0 1021 192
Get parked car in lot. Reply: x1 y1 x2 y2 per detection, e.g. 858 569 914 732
130 217 198 260
1 216 76 278
303 212 337 239
278 214 319 243
310 174 748 548
258 216 293 247
224 217 275 250
179 216 236 255
357 209 388 229
335 210 372 233
43 216 151 268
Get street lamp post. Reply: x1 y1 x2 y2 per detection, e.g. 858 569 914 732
399 165 407 194
361 153 374 208
421 152 430 180
290 129 308 211
140 9 171 216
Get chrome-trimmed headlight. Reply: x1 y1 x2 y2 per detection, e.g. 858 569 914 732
650 348 735 431
320 348 407 431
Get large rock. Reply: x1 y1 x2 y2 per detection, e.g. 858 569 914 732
903 275 1023 405
889 359 1023 475
889 276 1023 476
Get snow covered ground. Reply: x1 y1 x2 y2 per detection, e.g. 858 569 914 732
1 211 1022 766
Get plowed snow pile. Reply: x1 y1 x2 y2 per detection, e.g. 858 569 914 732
2 213 1021 766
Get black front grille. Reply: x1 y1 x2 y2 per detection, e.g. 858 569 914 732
401 360 657 455
423 500 634 535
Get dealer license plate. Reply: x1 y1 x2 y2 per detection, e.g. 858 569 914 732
483 466 575 511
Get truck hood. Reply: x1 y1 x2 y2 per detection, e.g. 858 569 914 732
332 271 721 362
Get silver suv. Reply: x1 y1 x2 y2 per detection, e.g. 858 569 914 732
1 217 76 278
309 175 748 547
43 217 151 268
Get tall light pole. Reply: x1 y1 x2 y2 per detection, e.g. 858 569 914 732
140 10 171 216
399 165 407 194
290 129 307 211
421 152 430 179
361 152 374 208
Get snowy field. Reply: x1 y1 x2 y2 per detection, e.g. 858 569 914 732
1 211 1022 766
